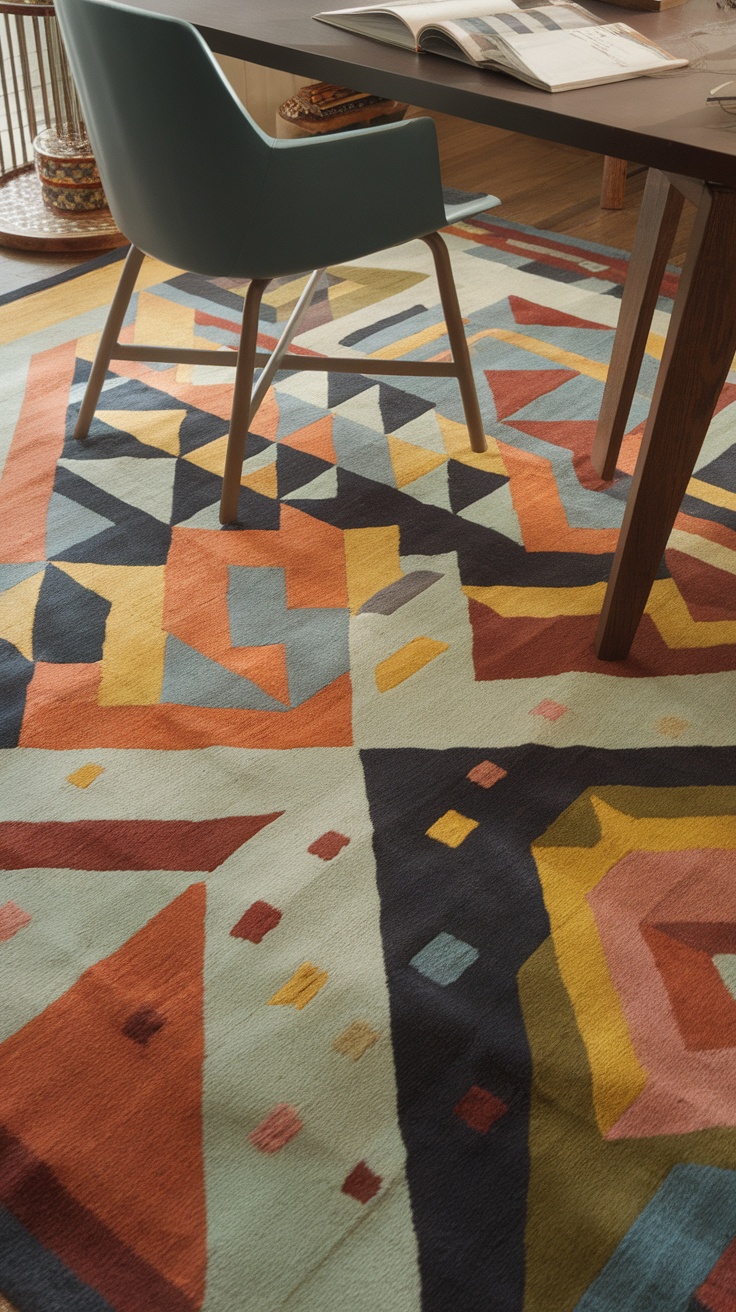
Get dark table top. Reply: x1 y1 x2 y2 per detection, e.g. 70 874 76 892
127 0 736 183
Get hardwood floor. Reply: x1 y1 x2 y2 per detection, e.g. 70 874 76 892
0 242 88 298
420 111 695 265
0 118 695 296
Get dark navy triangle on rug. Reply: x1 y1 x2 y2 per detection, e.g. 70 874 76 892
50 465 172 566
32 565 111 663
275 445 334 500
327 371 376 409
447 460 508 514
378 381 435 433
171 460 223 526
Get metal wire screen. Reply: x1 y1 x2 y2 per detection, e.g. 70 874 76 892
0 0 88 182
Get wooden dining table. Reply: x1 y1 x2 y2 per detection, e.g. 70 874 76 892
126 0 736 659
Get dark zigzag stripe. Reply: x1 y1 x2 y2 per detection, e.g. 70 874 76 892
340 304 428 348
289 465 614 588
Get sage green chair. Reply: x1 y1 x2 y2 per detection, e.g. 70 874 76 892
56 0 500 523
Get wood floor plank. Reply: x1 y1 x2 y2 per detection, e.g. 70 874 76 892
415 112 694 265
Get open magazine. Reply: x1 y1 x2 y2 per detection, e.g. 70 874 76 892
313 0 688 92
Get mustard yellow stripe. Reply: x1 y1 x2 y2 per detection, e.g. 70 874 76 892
134 289 209 351
464 582 607 617
533 829 646 1135
445 220 485 235
687 476 736 513
590 798 736 855
645 330 666 361
557 900 647 1132
263 274 311 309
480 327 608 381
133 289 219 386
0 255 180 347
327 279 366 303
375 636 448 692
646 577 736 649
370 316 665 374
370 322 449 361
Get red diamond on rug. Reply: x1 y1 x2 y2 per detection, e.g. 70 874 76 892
308 831 350 861
342 1161 382 1203
454 1085 508 1133
249 1104 303 1154
231 901 282 944
530 699 568 722
467 760 507 789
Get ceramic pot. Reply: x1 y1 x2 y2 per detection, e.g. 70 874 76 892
33 128 107 212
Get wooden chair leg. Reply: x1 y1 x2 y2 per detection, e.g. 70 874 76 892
74 244 145 439
591 170 685 480
600 157 628 210
421 230 487 454
219 276 270 525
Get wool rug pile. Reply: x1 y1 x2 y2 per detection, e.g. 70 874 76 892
1 209 736 1312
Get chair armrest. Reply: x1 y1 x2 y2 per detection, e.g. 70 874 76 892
245 114 448 278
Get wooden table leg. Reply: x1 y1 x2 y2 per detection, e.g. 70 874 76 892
591 169 685 480
595 182 736 661
600 156 628 210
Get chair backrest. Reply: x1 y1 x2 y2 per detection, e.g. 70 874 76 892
55 0 273 273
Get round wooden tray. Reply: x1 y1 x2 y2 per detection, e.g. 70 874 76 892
0 168 127 252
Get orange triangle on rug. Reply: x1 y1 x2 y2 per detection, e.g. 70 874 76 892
232 642 291 704
508 295 609 330
0 885 207 1307
485 368 577 421
278 416 337 464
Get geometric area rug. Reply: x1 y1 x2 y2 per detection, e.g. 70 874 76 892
1 208 736 1311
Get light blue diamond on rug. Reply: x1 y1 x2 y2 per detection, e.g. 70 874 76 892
410 932 479 985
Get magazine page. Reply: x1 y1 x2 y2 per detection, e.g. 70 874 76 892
465 21 687 89
422 4 600 64
314 0 524 49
